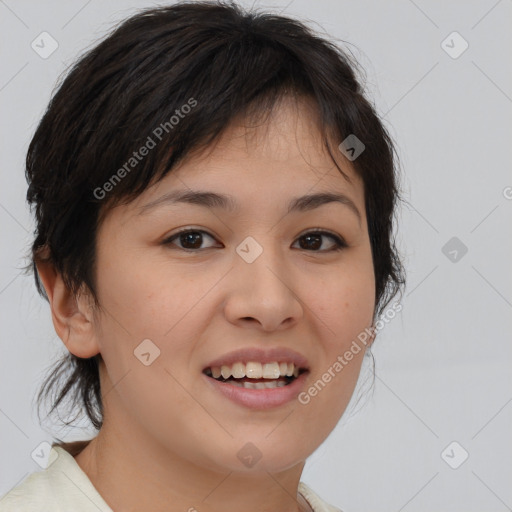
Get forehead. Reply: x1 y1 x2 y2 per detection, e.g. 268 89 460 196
115 95 365 222
180 95 354 173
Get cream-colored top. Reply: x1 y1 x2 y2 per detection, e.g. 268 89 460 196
0 444 342 512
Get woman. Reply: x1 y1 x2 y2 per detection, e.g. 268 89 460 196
0 1 404 510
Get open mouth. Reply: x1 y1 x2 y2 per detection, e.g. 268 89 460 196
203 361 308 390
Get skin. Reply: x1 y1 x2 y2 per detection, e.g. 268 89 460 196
38 95 376 512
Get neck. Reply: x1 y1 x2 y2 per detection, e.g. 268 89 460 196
74 416 311 512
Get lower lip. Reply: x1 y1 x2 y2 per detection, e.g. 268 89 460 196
203 372 309 410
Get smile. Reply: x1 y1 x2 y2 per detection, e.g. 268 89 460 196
202 347 310 408
203 361 307 389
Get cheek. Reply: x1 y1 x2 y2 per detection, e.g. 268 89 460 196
93 257 205 437
296 258 374 430
309 273 373 395
93 253 222 390
307 261 375 344
95 254 198 337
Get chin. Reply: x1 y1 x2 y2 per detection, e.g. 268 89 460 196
204 438 310 475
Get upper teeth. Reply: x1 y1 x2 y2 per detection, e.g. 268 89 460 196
208 362 300 379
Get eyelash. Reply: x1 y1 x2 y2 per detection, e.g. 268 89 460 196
162 227 347 253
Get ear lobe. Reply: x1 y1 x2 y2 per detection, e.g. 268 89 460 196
36 259 100 359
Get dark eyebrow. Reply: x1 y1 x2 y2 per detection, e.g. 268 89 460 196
289 192 361 224
139 189 361 224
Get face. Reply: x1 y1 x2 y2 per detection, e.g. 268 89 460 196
91 96 375 474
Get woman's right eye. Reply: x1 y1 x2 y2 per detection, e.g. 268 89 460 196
162 229 220 251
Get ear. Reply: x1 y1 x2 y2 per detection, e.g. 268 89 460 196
36 259 100 359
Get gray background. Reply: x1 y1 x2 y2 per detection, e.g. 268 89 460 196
1 1 511 511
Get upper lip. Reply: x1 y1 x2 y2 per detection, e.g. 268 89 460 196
203 347 310 371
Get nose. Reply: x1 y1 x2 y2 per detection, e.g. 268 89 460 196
223 240 304 332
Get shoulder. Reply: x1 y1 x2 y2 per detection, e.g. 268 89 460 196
298 481 343 512
0 444 112 512
0 470 56 512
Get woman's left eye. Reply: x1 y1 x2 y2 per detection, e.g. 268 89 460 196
293 230 347 252
162 228 347 252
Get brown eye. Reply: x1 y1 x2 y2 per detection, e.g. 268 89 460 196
163 229 219 251
162 228 347 253
294 231 347 252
